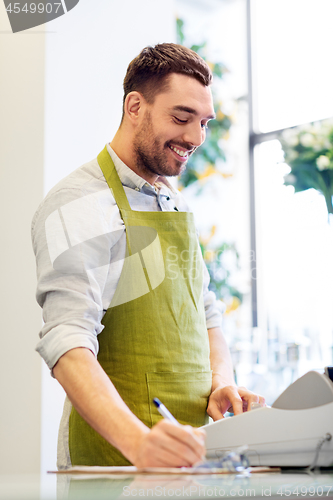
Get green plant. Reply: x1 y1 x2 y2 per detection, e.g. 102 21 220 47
200 231 243 309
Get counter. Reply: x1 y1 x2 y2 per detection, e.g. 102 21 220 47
1 469 333 500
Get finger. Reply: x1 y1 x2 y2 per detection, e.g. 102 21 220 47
183 425 206 458
144 427 191 466
193 428 206 442
226 389 243 415
157 421 206 462
140 438 194 467
238 387 265 405
177 425 206 460
258 395 266 406
237 389 265 411
155 444 195 467
241 394 259 411
207 402 225 421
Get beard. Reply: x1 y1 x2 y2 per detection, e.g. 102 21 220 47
133 111 192 179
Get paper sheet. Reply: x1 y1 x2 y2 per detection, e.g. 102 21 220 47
50 465 281 475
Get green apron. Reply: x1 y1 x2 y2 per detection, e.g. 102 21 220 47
69 146 212 466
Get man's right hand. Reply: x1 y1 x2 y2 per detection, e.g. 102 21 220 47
54 347 206 468
133 420 206 468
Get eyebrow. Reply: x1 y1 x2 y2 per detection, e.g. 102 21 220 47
172 105 216 120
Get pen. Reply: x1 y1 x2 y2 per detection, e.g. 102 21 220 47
153 398 179 425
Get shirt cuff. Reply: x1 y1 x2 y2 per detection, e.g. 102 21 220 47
36 323 100 373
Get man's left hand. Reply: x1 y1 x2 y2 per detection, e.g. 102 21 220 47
207 385 265 421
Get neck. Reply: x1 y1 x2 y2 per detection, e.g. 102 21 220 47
110 129 159 185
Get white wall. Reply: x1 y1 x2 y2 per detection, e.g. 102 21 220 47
44 0 177 192
0 0 175 475
0 5 44 474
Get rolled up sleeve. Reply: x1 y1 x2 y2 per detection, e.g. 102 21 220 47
35 282 103 371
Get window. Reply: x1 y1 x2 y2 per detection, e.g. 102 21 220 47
249 0 333 399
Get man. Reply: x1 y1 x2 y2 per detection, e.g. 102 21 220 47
32 43 264 469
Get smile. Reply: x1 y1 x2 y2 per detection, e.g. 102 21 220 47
169 145 189 159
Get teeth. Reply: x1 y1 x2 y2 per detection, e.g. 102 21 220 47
170 145 186 157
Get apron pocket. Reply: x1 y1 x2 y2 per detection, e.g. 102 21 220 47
146 370 212 428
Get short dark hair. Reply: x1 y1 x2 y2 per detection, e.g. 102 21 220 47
122 43 213 119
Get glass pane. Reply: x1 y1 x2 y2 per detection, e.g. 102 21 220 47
254 139 333 401
252 0 333 132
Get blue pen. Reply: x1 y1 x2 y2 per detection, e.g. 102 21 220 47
153 398 180 426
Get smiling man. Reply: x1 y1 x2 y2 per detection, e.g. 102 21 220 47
32 43 264 470
121 72 215 182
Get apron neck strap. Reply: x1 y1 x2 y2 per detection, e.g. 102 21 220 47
97 146 131 212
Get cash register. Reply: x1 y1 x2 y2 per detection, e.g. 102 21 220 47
203 369 333 467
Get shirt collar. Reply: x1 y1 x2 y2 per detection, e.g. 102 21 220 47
106 143 177 198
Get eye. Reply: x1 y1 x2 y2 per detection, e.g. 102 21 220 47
201 122 209 130
173 116 188 124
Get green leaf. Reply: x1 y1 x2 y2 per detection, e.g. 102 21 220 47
288 163 328 193
190 42 206 56
176 18 184 45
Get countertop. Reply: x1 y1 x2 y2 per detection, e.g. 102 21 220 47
1 468 333 500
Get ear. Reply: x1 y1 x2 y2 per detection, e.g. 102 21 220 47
124 91 145 125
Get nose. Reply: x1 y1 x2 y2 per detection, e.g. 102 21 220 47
181 122 206 148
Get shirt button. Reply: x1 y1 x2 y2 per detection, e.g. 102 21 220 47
166 196 170 201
